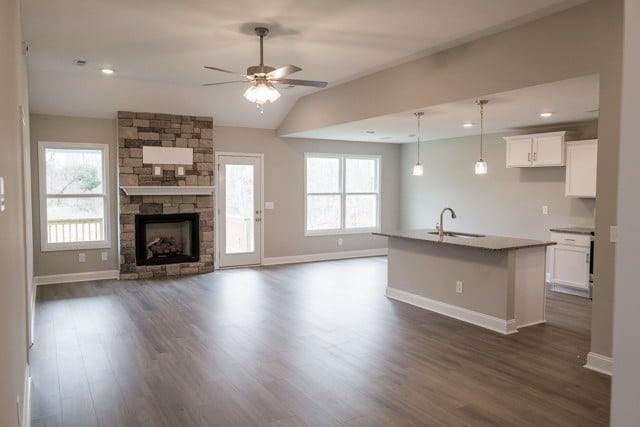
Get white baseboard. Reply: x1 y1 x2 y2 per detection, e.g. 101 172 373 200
585 352 613 376
21 365 30 427
385 287 517 335
34 270 120 286
262 248 387 266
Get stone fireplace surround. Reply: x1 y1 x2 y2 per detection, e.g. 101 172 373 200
118 111 214 279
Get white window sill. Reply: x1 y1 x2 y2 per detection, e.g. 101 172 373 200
41 241 111 252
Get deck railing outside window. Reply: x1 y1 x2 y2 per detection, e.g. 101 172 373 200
47 218 104 243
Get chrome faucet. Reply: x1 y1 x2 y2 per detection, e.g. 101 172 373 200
436 207 457 239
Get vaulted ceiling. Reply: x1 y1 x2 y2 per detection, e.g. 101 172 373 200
23 0 589 131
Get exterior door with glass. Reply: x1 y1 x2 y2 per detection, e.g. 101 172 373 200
217 154 262 267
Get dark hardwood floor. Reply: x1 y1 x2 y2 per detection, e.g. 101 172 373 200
31 257 610 426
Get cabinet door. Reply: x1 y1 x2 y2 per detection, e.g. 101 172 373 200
565 141 597 197
506 138 532 167
550 244 590 290
533 135 564 166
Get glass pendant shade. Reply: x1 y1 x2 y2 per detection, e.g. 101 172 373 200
413 162 424 176
243 82 280 105
474 159 488 175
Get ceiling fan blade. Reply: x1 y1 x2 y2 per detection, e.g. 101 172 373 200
267 65 302 80
204 66 247 77
202 80 251 86
271 78 328 88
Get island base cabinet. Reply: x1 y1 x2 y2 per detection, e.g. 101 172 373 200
384 237 547 335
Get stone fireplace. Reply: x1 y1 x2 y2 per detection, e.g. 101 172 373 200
118 111 214 279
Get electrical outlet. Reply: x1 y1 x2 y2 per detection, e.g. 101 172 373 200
79 253 86 263
176 166 185 176
338 238 343 246
542 205 549 215
101 251 108 261
153 166 162 176
456 280 463 294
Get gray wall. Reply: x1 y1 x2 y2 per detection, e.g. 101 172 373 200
400 124 597 241
611 0 640 423
279 0 622 359
0 0 30 424
29 114 119 276
214 126 400 258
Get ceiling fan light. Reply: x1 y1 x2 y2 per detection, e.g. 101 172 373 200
475 159 488 175
413 162 424 176
244 82 280 105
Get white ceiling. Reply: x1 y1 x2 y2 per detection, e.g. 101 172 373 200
287 74 600 143
23 0 588 130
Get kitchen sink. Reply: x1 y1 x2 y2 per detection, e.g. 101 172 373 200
428 231 485 239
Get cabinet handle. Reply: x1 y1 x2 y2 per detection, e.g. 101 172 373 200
533 152 537 162
586 253 590 264
528 153 531 162
564 238 576 242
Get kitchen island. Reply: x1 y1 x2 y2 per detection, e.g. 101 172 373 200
374 229 555 334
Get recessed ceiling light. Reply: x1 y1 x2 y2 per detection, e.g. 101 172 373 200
540 112 553 118
101 68 114 75
463 123 473 128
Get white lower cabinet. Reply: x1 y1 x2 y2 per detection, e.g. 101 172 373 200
549 232 591 295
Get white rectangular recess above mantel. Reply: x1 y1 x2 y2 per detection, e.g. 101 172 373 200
120 186 215 196
142 146 193 165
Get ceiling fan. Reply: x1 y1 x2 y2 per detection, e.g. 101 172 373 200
203 27 328 112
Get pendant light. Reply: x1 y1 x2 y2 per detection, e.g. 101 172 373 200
474 100 488 175
412 112 424 176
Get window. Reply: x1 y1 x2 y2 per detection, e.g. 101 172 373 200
38 141 110 251
305 153 380 235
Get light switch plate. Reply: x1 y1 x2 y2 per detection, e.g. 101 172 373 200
542 205 549 215
176 166 185 176
610 225 618 243
264 201 275 210
153 166 162 176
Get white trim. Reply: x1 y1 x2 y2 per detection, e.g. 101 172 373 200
38 141 111 252
22 365 31 427
119 185 215 196
262 248 388 266
214 152 265 269
585 352 613 376
303 153 382 236
385 287 518 335
34 270 120 286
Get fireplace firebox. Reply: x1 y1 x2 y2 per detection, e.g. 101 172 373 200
135 213 199 266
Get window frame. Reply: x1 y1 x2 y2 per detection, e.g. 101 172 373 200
304 152 381 236
38 141 111 252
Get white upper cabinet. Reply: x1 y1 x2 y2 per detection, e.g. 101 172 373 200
565 139 598 198
504 131 568 168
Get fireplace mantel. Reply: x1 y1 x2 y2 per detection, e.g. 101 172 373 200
120 186 215 196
